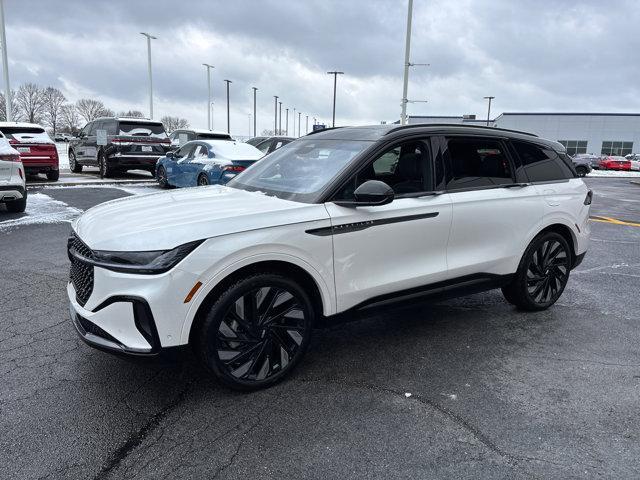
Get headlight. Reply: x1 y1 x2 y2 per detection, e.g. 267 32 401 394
75 240 204 274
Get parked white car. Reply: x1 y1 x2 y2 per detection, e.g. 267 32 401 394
625 154 640 171
0 132 26 213
67 125 591 390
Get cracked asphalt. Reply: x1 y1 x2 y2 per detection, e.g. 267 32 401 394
1 177 639 479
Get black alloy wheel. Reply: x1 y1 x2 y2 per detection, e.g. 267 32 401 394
197 273 314 390
197 173 209 186
575 165 588 177
502 232 571 311
69 151 82 173
98 152 110 179
157 166 168 188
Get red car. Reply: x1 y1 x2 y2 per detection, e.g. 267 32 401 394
599 156 631 171
0 122 59 181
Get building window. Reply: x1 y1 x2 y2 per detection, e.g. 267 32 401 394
601 141 633 156
558 140 588 156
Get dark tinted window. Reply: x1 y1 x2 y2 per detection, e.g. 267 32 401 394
88 122 98 135
118 121 167 138
512 141 573 182
0 126 45 135
444 137 513 190
103 120 117 135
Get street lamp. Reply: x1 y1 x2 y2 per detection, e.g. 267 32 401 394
278 101 282 134
298 112 301 138
327 71 344 127
248 113 252 136
252 87 257 137
293 107 296 136
483 96 495 126
0 0 12 121
285 107 289 136
273 95 278 134
202 63 214 129
140 32 157 119
400 0 413 125
223 79 232 133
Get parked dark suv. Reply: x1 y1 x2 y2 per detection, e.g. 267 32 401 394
68 117 171 177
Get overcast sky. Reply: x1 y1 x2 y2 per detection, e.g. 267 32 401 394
5 0 640 136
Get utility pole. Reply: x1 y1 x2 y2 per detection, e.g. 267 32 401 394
252 87 257 137
278 101 282 134
0 0 11 121
298 112 301 138
484 96 495 126
273 95 278 134
305 115 308 134
285 108 289 135
327 71 344 127
202 63 214 129
223 79 232 133
400 0 413 125
292 108 296 136
140 32 157 119
248 114 251 136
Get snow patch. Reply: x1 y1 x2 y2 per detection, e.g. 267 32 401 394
587 170 640 177
0 193 82 231
404 392 412 398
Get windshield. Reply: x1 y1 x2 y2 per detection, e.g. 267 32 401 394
118 121 168 138
228 138 373 203
0 126 52 143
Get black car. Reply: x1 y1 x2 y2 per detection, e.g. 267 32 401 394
254 136 294 155
168 129 233 150
245 136 268 147
68 117 171 177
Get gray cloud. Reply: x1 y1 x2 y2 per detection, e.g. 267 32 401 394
4 0 640 135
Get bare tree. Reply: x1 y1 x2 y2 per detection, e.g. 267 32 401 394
118 110 145 118
16 83 45 123
0 90 17 122
60 104 81 134
75 98 113 123
160 115 189 133
42 87 67 135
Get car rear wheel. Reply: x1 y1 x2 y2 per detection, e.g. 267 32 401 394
6 189 27 213
157 166 168 188
69 151 82 173
197 173 209 186
575 165 588 177
195 273 315 391
46 170 60 181
502 232 571 311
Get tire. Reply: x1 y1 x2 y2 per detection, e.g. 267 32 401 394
46 170 60 181
575 166 588 177
157 165 169 188
98 151 112 179
501 232 571 311
195 272 315 391
197 173 209 186
69 150 82 173
6 189 27 213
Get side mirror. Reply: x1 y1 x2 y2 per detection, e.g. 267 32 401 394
334 180 394 207
166 150 176 159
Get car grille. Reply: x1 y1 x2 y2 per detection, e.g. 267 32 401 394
68 234 95 307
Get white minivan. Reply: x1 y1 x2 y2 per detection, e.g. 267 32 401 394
0 132 26 213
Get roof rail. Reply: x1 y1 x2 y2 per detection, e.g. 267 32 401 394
304 126 345 136
385 123 538 138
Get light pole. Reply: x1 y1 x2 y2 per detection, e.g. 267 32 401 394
327 71 344 127
484 96 495 126
210 102 214 129
223 79 232 133
140 32 157 119
305 115 308 134
298 112 301 138
278 101 282 134
248 113 251 136
400 0 413 125
252 87 257 137
273 96 278 134
285 108 289 136
292 108 296 136
202 63 214 129
0 0 12 121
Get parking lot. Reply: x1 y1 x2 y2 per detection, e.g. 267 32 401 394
0 177 639 479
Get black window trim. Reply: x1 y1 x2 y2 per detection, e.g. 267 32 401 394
436 134 524 194
326 135 439 203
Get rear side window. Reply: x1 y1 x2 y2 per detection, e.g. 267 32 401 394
512 141 573 182
444 137 513 190
118 121 168 139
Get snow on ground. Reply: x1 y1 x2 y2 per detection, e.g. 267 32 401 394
587 169 640 177
0 192 82 231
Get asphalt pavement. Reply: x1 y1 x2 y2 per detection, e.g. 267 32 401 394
1 177 639 479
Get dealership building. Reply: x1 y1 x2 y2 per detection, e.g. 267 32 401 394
405 113 640 156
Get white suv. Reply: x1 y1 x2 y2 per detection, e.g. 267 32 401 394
0 133 26 213
67 125 591 390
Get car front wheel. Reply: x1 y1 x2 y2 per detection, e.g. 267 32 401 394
197 173 209 186
157 165 168 188
502 232 571 311
575 165 588 177
69 151 82 173
195 273 315 391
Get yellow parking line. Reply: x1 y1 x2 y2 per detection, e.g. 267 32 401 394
590 215 640 227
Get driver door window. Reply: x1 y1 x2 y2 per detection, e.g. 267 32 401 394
191 145 209 161
176 145 194 162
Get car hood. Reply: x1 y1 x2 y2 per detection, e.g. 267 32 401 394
73 186 328 251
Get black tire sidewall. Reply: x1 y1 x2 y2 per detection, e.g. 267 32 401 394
196 273 315 391
157 166 167 187
198 174 209 186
